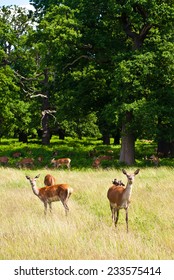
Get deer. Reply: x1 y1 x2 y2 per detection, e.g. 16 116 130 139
12 152 21 158
0 156 9 164
17 158 34 168
92 158 101 168
98 155 113 161
92 155 113 168
149 155 159 167
107 169 140 232
51 158 71 169
44 174 56 186
26 174 73 215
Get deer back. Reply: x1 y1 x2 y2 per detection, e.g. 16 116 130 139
107 185 126 205
39 184 70 200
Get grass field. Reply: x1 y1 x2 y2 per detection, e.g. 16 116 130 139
0 166 173 260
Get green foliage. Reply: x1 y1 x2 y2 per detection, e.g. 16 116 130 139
0 137 173 169
0 1 174 159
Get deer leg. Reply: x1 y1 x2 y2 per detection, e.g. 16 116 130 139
67 163 70 169
44 202 47 215
110 205 114 222
48 202 52 213
60 199 69 215
125 208 129 233
115 209 119 227
64 203 69 216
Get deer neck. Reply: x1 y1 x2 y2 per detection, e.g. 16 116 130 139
124 182 133 200
30 180 39 196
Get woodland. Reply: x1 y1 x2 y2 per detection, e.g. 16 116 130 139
0 0 174 165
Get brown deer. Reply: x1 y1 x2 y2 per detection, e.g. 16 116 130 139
26 174 73 215
17 158 34 168
44 174 56 186
0 156 9 164
107 169 140 232
51 158 71 169
92 155 113 168
12 152 21 158
149 155 159 167
92 158 101 168
98 155 113 161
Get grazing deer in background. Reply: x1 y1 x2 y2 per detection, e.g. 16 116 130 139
0 156 9 164
17 158 34 168
92 158 101 168
51 158 71 169
26 174 73 215
107 169 140 232
12 152 21 158
92 155 113 168
44 174 56 186
149 155 159 167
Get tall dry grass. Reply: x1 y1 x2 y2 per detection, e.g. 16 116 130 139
0 167 173 260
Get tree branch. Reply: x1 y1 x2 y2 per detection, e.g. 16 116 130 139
120 11 153 49
63 55 93 70
41 109 57 124
14 70 43 81
28 93 48 99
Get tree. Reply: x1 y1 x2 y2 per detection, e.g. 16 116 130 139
7 1 170 162
0 5 34 140
30 1 174 162
30 4 82 144
112 1 174 163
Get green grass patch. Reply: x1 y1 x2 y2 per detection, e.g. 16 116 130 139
0 137 173 169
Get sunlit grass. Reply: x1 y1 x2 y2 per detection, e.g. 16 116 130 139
0 167 174 259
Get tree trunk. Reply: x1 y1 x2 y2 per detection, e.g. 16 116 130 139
42 112 51 145
102 131 110 145
41 69 51 145
118 7 152 164
119 111 135 165
158 140 174 157
113 128 120 145
58 128 65 140
18 131 28 143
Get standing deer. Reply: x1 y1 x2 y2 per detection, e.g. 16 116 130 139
26 174 73 215
44 174 56 186
107 169 140 232
51 158 71 169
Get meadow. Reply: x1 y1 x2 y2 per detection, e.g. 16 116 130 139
0 137 174 259
0 166 174 260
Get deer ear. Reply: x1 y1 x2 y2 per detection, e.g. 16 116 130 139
134 169 140 175
26 175 30 180
35 174 40 179
122 169 127 175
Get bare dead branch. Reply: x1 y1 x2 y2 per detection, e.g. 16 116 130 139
29 93 48 99
41 110 56 117
63 55 93 70
41 110 57 125
14 70 43 81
